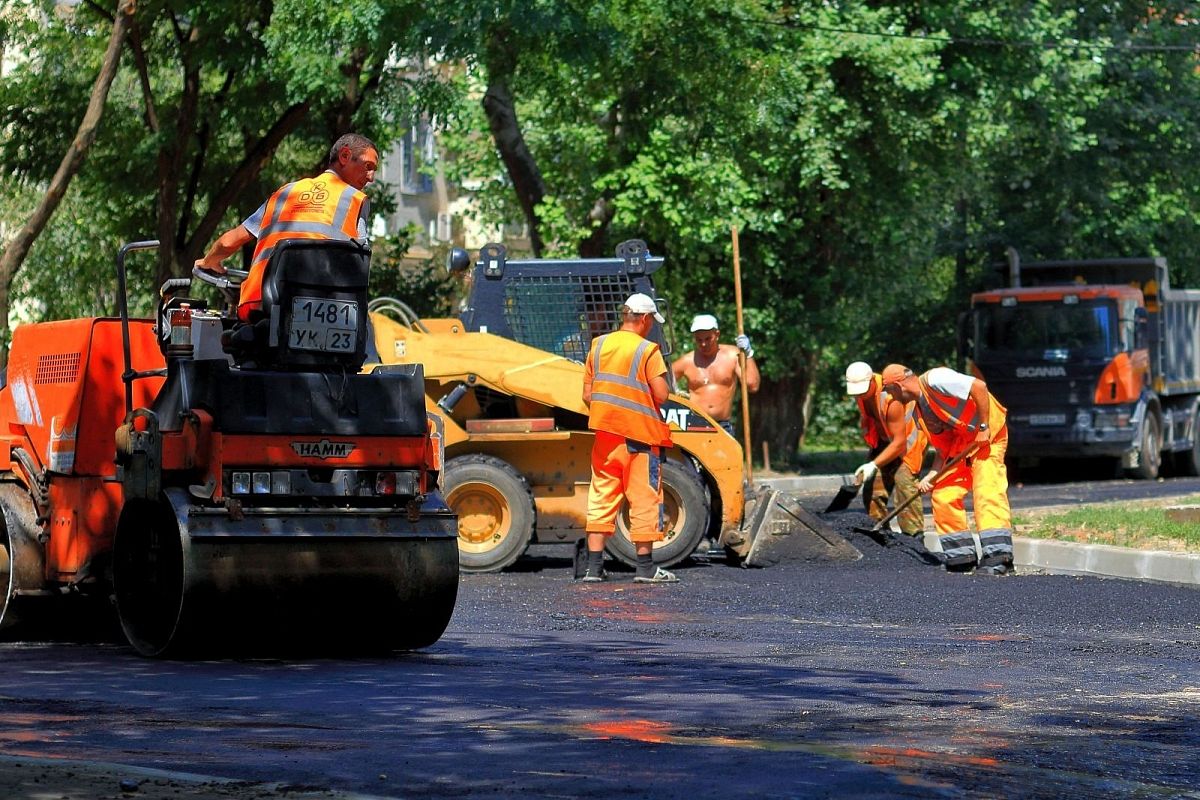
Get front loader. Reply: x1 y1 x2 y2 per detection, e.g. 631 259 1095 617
369 240 851 572
0 239 458 657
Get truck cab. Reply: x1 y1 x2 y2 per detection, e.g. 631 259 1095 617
960 254 1200 479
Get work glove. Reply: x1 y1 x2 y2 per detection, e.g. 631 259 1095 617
735 334 754 359
917 471 938 494
853 461 877 484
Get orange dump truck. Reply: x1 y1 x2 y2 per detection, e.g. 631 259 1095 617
960 253 1200 479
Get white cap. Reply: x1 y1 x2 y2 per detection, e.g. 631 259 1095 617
623 293 665 323
845 361 874 396
690 314 719 332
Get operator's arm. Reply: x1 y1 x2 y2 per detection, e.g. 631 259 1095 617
583 360 594 406
969 378 992 445
196 225 254 273
649 373 670 406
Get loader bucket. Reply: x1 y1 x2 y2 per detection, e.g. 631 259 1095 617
725 488 861 568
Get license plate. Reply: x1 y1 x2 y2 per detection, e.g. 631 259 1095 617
289 297 358 353
1028 413 1066 426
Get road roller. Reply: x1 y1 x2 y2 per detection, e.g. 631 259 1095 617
0 239 459 657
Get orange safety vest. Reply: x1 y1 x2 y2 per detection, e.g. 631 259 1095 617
238 172 367 320
858 374 926 473
917 370 1007 449
586 331 672 447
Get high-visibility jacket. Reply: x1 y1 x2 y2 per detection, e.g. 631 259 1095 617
239 171 368 320
858 374 926 473
917 370 1007 455
586 330 672 447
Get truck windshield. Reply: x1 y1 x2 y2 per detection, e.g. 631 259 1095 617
974 300 1117 361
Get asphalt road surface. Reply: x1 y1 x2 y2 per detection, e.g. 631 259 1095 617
0 507 1197 800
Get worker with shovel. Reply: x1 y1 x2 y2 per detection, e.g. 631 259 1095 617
840 362 927 537
881 364 1014 575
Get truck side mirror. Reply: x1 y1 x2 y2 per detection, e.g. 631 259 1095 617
1133 307 1148 350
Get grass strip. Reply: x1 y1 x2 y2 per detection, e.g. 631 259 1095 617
1014 495 1200 553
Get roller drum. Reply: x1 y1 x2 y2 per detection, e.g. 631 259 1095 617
114 489 459 658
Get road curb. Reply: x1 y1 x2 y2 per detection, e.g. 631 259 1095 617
1013 536 1200 587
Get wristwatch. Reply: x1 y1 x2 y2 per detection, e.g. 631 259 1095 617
978 422 989 431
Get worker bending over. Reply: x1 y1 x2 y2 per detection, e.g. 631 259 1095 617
881 363 1014 575
844 361 928 537
581 293 679 584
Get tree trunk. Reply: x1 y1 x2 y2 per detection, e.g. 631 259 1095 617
481 73 546 256
0 0 134 368
747 352 819 469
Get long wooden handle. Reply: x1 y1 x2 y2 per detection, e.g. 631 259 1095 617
732 225 752 482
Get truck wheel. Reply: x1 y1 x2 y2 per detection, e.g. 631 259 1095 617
443 455 535 573
607 460 709 569
1128 413 1163 480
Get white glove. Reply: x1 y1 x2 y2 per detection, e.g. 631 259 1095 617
735 334 754 358
918 471 938 494
853 461 877 484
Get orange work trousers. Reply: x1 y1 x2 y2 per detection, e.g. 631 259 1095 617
586 430 664 543
930 431 1011 534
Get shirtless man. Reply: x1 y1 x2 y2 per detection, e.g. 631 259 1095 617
671 314 760 437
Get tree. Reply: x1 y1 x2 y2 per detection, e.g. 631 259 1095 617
0 0 134 366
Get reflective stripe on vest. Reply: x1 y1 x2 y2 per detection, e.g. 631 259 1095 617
238 174 365 318
588 333 671 446
918 373 978 431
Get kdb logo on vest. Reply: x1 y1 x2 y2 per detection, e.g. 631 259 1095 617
1015 366 1067 378
295 181 330 211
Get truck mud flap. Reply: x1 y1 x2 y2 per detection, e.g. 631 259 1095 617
727 488 862 568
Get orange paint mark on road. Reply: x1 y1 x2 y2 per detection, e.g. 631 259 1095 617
583 719 673 744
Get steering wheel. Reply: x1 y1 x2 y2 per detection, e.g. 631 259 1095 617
192 265 247 312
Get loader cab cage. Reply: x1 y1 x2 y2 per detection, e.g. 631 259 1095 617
456 240 671 361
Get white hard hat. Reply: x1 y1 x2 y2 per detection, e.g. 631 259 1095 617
844 361 874 396
690 314 719 332
623 293 664 323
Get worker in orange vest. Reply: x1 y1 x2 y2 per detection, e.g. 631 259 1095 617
196 133 378 321
881 363 1014 575
580 293 679 583
844 361 927 537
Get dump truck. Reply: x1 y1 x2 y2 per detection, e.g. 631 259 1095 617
0 239 458 657
368 240 753 572
959 251 1200 479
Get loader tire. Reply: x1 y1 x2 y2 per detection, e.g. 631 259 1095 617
444 455 535 573
607 460 708 569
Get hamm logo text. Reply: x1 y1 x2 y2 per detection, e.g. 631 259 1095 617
291 439 356 459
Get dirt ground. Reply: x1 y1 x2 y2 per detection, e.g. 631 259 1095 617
0 755 371 800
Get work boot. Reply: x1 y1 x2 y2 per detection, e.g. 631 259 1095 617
976 562 1015 576
633 567 679 584
579 570 608 583
938 530 978 572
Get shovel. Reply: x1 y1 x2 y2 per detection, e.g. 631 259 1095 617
852 444 979 544
824 474 864 513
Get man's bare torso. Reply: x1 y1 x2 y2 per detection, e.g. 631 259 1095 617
673 344 742 421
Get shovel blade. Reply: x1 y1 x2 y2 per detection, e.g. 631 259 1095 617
823 478 862 513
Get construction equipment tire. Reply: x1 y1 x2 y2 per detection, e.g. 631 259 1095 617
444 455 535 573
1174 405 1200 477
607 460 708 569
